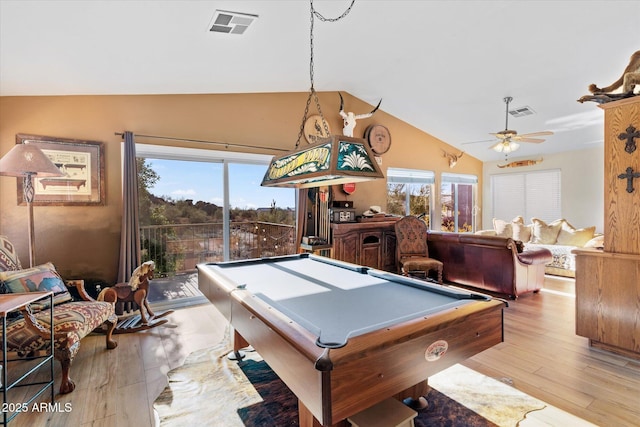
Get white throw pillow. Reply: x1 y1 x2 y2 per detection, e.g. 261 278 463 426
493 219 512 238
584 234 604 249
531 218 563 244
556 221 596 246
493 216 525 239
512 222 532 243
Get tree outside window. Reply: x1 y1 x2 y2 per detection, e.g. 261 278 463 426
135 155 295 275
387 168 434 228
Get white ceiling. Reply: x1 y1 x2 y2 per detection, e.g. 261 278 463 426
1 1 638 162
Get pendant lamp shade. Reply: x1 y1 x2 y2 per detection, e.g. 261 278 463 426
261 135 384 188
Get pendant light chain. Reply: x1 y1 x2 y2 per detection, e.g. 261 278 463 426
296 0 356 148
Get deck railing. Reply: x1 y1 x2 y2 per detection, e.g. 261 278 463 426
140 221 296 276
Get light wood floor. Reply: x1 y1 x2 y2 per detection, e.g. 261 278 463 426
6 275 640 427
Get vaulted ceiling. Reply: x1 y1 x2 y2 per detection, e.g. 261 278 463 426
1 1 638 161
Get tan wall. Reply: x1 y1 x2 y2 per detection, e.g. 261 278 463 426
0 92 482 282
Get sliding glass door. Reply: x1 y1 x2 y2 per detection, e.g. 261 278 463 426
440 173 477 233
228 163 295 261
135 144 295 275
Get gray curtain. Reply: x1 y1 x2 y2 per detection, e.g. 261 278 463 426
118 131 141 283
296 188 308 250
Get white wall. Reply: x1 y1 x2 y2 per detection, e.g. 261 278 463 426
481 146 604 233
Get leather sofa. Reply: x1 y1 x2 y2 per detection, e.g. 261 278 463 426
426 232 552 299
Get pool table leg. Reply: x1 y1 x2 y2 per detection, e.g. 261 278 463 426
394 380 430 410
298 400 349 427
227 329 251 360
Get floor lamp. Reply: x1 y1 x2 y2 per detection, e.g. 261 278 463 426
0 142 64 268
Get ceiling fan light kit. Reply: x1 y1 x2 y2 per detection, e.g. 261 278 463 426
463 96 554 160
491 140 520 153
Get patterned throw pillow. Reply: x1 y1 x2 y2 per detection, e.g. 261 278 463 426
0 262 72 310
0 235 22 272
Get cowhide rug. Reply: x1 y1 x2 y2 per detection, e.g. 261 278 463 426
154 342 546 427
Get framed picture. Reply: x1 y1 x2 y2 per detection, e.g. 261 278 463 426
16 133 105 206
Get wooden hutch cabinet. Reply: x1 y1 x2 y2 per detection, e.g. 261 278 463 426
574 96 640 359
331 220 398 272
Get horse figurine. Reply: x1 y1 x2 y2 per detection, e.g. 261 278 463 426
98 261 173 333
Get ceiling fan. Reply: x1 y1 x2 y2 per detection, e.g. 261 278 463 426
464 96 553 154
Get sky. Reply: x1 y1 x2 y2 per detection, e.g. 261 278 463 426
146 159 295 210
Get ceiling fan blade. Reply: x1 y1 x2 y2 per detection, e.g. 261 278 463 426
514 137 546 143
461 138 497 145
517 131 554 138
489 133 509 140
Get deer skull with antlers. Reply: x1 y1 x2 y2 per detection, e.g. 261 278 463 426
339 92 382 137
442 149 465 168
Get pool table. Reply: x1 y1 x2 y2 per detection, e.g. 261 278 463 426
198 253 506 427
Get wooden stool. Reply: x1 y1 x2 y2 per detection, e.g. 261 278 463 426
347 398 417 427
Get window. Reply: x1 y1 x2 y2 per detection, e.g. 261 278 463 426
440 173 477 233
490 169 561 223
133 144 295 273
387 168 434 227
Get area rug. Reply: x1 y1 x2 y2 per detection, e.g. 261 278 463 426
429 364 546 426
147 272 209 311
235 358 495 427
154 342 547 427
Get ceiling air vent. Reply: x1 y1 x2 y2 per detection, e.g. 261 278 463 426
508 106 535 118
208 10 258 35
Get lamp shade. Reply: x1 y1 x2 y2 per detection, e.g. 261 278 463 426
0 143 64 177
261 135 384 188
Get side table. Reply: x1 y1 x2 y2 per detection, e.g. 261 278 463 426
0 292 54 425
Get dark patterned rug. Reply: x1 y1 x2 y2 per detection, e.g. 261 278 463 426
237 358 496 427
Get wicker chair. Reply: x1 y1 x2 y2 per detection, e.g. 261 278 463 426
394 216 443 283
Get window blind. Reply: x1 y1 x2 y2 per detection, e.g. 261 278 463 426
491 169 561 223
441 172 478 184
387 168 435 184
